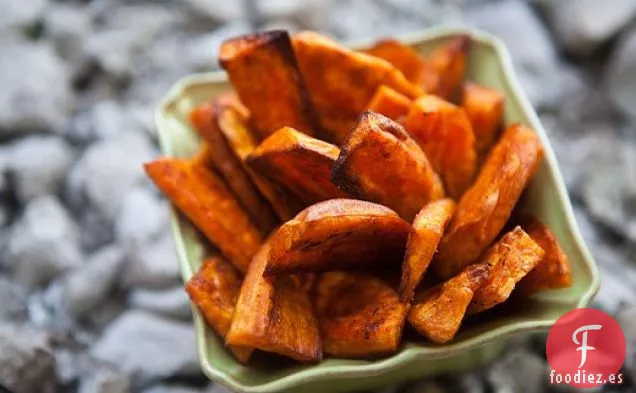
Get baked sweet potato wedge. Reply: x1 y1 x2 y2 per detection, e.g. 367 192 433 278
219 30 321 139
265 199 410 275
364 38 426 84
185 256 253 363
215 96 305 221
331 111 445 221
517 216 572 295
420 35 470 101
246 127 347 204
461 82 504 154
399 198 457 303
467 226 545 315
226 242 322 361
292 31 423 143
404 95 477 199
435 124 544 279
144 158 262 273
315 272 408 358
408 263 490 344
189 102 279 235
366 85 412 121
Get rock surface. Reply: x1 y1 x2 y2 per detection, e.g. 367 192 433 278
0 324 57 393
90 310 199 385
6 196 83 288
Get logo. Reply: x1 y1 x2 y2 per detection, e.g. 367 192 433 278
546 308 626 388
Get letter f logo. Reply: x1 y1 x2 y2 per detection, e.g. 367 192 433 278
572 324 602 368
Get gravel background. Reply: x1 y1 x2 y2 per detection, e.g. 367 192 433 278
1 0 636 392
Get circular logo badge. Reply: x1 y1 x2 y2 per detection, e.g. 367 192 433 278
546 308 626 388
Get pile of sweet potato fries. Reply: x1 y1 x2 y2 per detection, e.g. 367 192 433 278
144 30 572 363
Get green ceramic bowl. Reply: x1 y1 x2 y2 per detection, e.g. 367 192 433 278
154 27 600 393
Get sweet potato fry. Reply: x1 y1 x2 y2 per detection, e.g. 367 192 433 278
399 198 457 303
144 158 262 273
265 199 410 275
366 85 412 121
408 263 490 343
189 102 279 234
435 124 544 279
517 216 572 294
226 242 322 361
364 39 426 84
467 227 545 315
246 127 347 204
404 95 477 199
462 82 504 154
185 256 253 363
292 31 423 143
421 35 470 101
331 111 445 221
315 272 408 358
215 97 305 221
219 30 321 138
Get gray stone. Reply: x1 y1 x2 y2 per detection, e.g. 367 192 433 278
85 297 128 334
143 386 205 393
486 347 548 393
573 206 636 312
607 27 636 120
66 132 156 222
90 310 199 385
71 99 151 142
78 367 131 393
534 0 636 55
54 348 91 386
129 286 192 320
0 324 56 393
616 306 636 384
7 135 75 203
122 231 180 289
0 0 48 32
45 4 93 61
59 245 125 319
7 196 82 288
115 187 168 251
582 137 636 242
0 38 73 134
0 276 28 321
182 0 243 22
84 5 177 79
465 0 563 109
259 0 332 30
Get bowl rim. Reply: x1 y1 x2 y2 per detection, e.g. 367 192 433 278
154 26 601 393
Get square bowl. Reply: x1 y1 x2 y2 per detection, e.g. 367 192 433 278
154 27 600 393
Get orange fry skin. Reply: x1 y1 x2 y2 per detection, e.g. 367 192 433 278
247 127 347 204
467 227 545 315
435 124 544 279
185 256 253 363
399 198 457 303
215 97 305 222
315 272 408 358
265 199 410 275
421 35 471 101
517 216 572 294
144 158 262 273
226 242 322 362
364 38 426 84
331 111 445 221
366 85 412 121
462 82 504 154
292 31 423 143
404 95 478 199
219 30 321 139
189 102 279 235
408 263 490 344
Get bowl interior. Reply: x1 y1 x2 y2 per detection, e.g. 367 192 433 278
155 28 599 392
